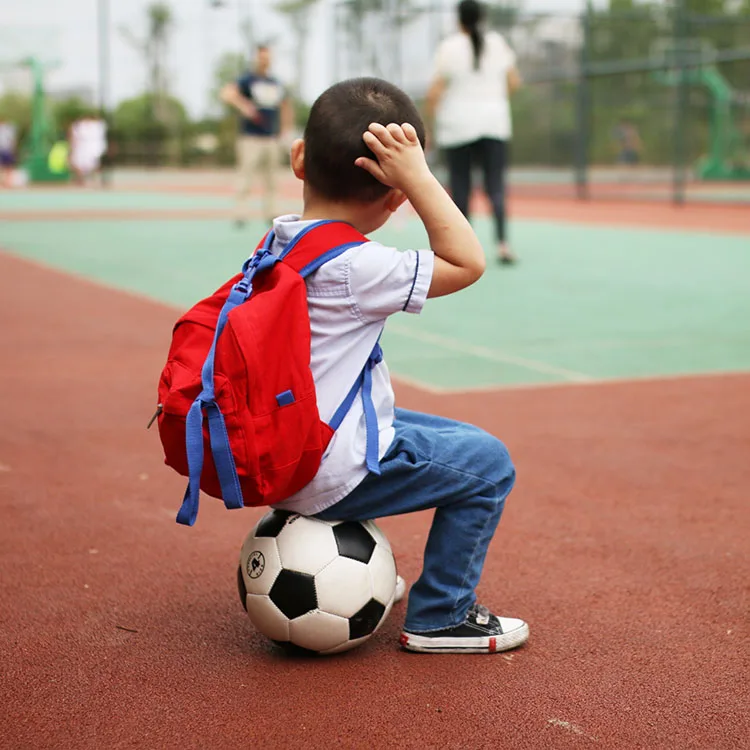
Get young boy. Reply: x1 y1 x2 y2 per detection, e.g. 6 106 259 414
267 77 528 654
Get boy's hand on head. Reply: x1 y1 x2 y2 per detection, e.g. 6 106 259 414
355 123 433 194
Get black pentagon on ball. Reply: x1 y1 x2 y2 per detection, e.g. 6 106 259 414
333 522 376 564
255 510 297 538
269 569 317 619
349 598 386 639
237 565 248 612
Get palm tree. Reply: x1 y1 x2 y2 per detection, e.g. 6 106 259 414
276 0 320 98
339 0 423 82
120 3 174 122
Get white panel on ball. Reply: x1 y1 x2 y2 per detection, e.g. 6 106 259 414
245 594 290 642
362 520 392 553
367 544 397 604
276 519 339 575
322 635 371 655
289 610 350 652
240 536 283 596
315 557 373 618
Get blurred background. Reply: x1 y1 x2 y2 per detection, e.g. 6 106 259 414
1 0 749 205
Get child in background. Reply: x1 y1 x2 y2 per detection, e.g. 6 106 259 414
0 119 17 188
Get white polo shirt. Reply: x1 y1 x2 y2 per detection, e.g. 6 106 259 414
434 30 517 147
266 216 435 516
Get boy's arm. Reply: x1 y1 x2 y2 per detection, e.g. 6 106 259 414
424 76 445 121
357 123 485 298
507 67 522 94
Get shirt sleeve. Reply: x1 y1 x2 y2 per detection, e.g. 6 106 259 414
433 40 451 79
236 73 252 98
347 242 435 323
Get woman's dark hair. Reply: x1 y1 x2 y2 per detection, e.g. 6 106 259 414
458 0 485 70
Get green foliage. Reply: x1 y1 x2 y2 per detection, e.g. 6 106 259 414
112 93 187 134
213 52 247 102
484 1 521 30
119 2 175 122
0 92 32 134
505 0 750 167
54 97 98 133
293 99 311 130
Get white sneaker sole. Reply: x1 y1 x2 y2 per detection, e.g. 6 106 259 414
400 622 529 654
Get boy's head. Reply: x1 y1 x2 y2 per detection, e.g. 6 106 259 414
299 77 426 204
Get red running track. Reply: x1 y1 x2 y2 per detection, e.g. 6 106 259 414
1 252 748 749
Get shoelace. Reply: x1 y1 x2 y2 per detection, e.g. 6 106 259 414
470 603 492 626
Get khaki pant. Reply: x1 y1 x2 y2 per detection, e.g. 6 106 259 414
235 134 281 222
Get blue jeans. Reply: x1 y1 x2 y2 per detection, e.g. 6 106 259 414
316 408 515 633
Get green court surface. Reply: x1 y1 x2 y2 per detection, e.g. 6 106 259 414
2 216 749 390
0 191 232 211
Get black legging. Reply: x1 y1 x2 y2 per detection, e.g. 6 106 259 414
445 138 508 243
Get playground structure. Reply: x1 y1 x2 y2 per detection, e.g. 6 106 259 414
653 40 750 182
0 52 70 185
20 57 69 183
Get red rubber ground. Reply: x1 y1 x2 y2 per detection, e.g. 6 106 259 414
1 252 748 749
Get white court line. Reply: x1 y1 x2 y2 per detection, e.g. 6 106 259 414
6 252 747 399
387 323 594 384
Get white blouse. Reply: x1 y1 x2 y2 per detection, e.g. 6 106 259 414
434 30 517 147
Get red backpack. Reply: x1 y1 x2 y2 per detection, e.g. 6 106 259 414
155 221 383 526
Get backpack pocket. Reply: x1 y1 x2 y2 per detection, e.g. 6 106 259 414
158 357 254 501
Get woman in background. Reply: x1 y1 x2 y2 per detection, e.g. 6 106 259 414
427 0 521 264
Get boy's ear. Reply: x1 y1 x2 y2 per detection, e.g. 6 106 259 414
290 139 305 180
385 189 407 213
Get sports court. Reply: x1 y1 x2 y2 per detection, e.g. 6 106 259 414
1 173 749 748
3 0 750 744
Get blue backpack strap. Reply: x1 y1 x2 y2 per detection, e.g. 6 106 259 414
280 222 384 477
176 251 280 526
328 342 383 475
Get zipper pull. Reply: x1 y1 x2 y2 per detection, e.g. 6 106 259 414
146 404 163 430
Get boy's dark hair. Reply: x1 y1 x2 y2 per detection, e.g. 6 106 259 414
303 77 426 203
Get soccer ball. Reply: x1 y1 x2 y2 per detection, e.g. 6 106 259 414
238 510 397 654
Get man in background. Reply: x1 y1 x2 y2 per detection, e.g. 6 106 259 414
221 45 293 227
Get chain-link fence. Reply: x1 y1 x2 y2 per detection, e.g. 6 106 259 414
2 1 749 203
332 1 750 205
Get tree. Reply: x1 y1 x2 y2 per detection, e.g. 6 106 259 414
53 97 97 133
110 92 189 166
0 92 32 134
484 0 521 31
112 92 187 134
120 3 175 123
276 0 320 97
212 52 248 106
338 0 423 81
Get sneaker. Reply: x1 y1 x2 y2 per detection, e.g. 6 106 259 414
393 575 406 604
399 603 529 654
